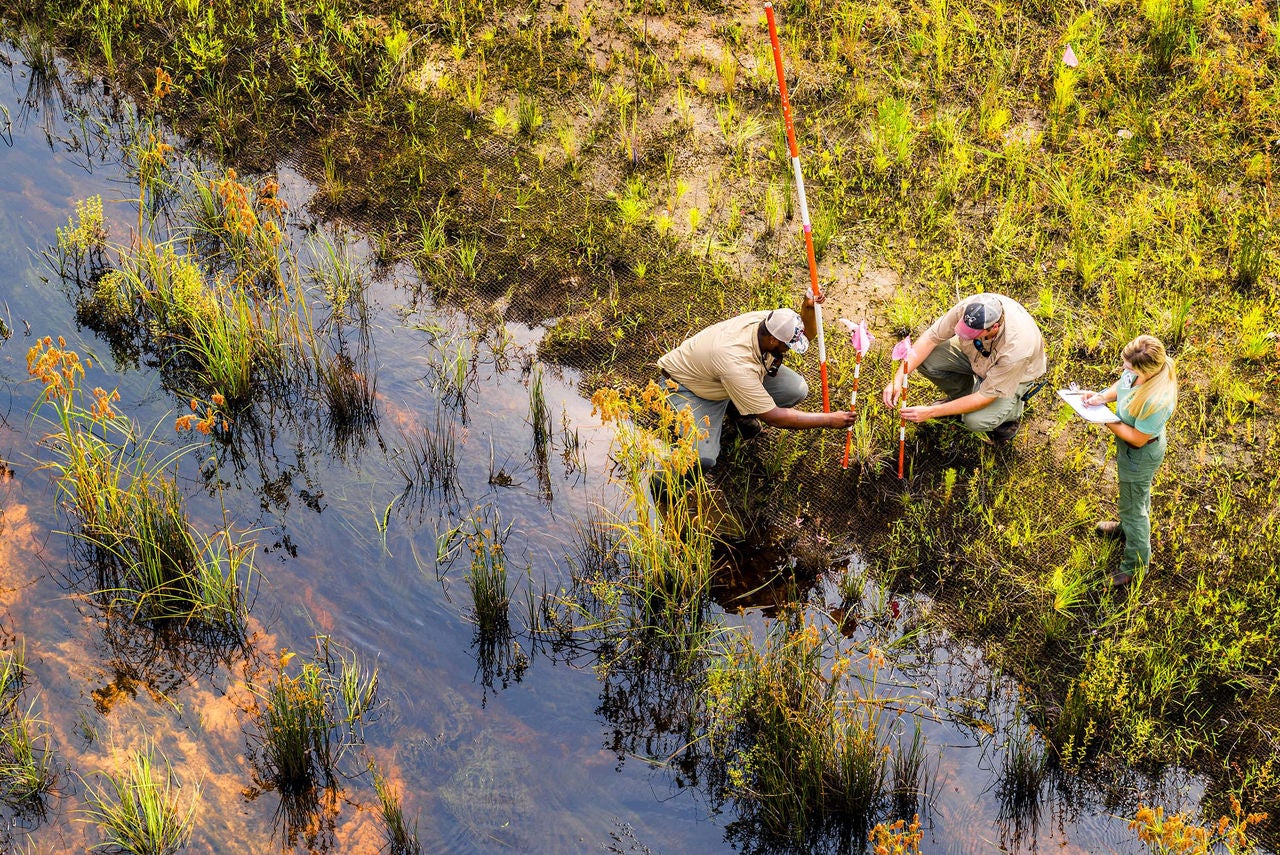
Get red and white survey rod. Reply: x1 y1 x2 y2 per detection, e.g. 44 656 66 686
764 1 829 413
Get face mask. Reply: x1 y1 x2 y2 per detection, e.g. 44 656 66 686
1121 368 1138 386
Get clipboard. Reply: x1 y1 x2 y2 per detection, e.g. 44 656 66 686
1057 389 1121 424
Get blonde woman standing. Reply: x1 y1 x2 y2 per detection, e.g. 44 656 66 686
1083 335 1179 587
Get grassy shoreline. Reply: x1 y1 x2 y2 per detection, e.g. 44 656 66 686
4 0 1279 844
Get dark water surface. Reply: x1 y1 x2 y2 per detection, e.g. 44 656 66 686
0 46 1227 855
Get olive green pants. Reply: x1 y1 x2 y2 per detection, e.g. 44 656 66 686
1116 432 1167 576
916 339 1036 432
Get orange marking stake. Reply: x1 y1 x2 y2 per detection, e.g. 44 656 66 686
891 336 915 480
765 2 829 412
838 319 873 470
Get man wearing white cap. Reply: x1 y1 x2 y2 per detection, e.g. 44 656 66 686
881 293 1046 442
658 295 856 469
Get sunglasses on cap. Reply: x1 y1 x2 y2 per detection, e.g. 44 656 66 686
765 311 805 348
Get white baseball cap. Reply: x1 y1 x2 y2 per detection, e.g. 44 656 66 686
764 309 809 354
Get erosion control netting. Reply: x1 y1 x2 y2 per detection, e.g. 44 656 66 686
186 55 1277 641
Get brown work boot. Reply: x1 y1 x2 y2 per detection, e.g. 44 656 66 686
1095 520 1122 538
990 420 1020 442
1105 571 1133 589
732 415 764 441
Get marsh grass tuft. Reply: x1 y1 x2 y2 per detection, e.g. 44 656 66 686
318 348 378 445
372 766 422 855
417 204 448 264
529 362 552 455
392 408 459 506
79 742 200 855
846 406 892 474
436 507 532 693
251 641 379 800
886 290 927 337
307 232 365 323
998 717 1047 814
707 619 889 841
1233 217 1267 289
439 508 513 637
869 96 915 177
1143 0 1196 73
516 93 542 136
259 662 335 796
891 720 931 820
28 337 251 634
0 645 55 811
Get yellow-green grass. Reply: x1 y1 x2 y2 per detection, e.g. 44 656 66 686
78 743 200 855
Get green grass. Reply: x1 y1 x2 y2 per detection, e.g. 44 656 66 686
372 766 422 855
391 408 459 506
997 716 1047 817
528 362 552 457
251 642 379 800
437 508 514 638
0 645 55 810
259 662 335 796
78 743 200 855
306 232 366 323
28 338 252 634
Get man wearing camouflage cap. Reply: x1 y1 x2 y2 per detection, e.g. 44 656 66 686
881 293 1046 442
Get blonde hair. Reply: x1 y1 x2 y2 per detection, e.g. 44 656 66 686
1121 335 1177 422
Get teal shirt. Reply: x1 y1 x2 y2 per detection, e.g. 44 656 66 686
1116 370 1173 436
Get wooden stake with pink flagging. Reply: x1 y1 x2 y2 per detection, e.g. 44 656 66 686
838 319 873 469
764 1 829 413
892 336 916 479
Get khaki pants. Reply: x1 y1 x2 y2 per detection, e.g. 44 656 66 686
916 338 1037 433
667 366 808 469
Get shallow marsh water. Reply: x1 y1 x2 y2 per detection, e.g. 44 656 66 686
0 49 1242 854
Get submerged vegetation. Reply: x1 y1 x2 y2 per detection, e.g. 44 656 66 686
1 0 1279 848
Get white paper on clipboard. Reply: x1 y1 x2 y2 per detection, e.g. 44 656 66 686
1057 389 1121 424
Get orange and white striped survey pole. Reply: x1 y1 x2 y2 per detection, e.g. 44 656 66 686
765 1 829 412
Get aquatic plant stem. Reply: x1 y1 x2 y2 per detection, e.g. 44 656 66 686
765 2 828 413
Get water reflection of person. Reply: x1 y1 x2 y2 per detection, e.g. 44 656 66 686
656 293 856 472
1082 335 1178 588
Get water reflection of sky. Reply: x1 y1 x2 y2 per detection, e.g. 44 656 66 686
0 44 1242 855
